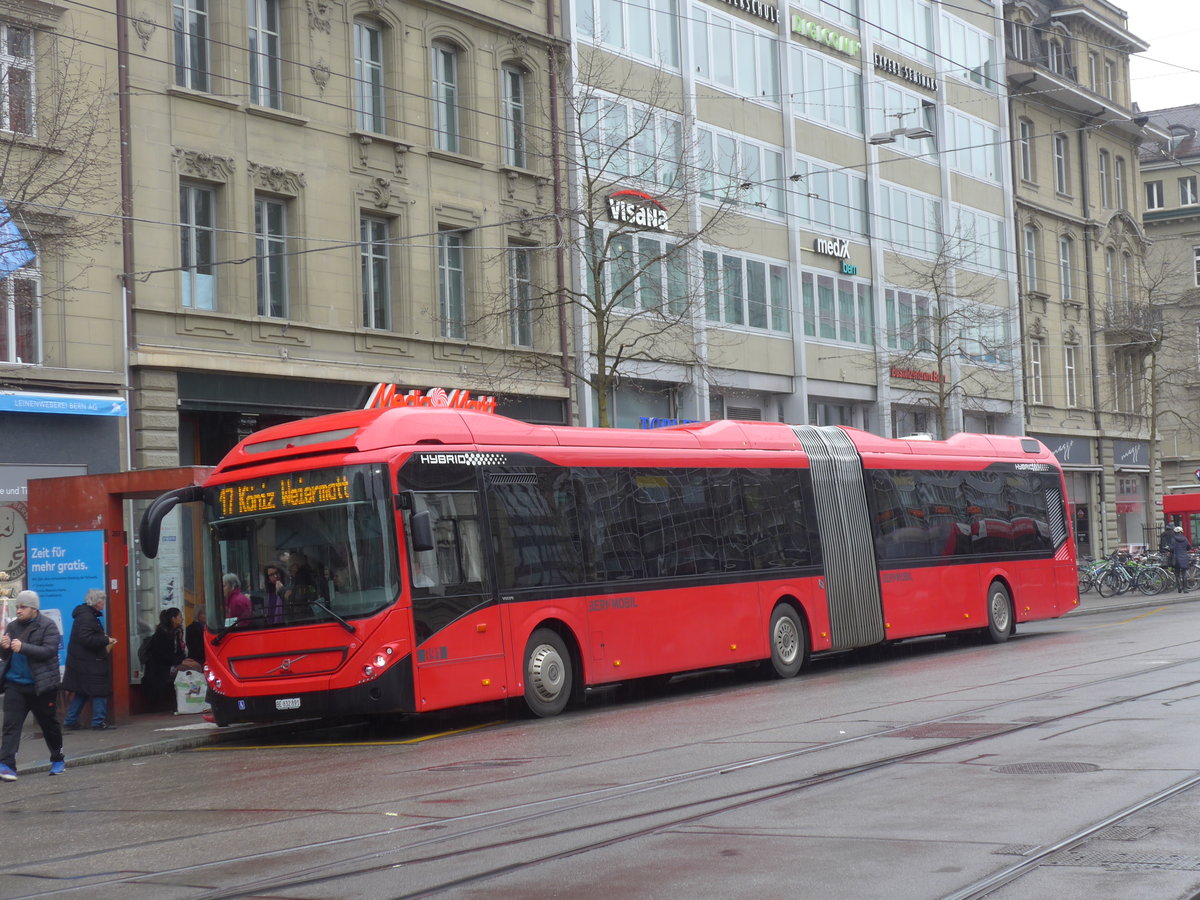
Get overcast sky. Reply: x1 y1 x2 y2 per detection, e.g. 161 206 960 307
1126 0 1200 111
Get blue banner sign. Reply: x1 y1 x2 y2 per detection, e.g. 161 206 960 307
25 530 106 669
0 391 127 417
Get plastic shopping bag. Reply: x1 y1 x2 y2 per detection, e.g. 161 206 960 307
173 669 211 715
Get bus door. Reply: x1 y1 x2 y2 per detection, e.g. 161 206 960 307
404 491 508 711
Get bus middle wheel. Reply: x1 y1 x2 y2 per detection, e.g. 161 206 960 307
985 582 1013 643
767 604 806 679
523 628 573 717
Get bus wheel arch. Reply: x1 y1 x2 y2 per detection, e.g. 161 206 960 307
984 579 1015 643
521 622 583 717
765 598 809 679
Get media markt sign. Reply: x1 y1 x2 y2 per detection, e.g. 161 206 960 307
606 189 670 232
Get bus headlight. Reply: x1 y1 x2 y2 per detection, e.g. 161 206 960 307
374 654 388 668
363 664 375 677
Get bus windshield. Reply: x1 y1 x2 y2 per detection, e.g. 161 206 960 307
203 464 398 632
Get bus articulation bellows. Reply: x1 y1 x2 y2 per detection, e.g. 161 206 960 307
139 407 1078 724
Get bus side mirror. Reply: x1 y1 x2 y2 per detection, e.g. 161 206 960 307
410 510 435 552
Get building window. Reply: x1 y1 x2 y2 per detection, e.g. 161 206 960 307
789 45 863 132
1007 20 1029 59
579 0 680 69
1058 235 1073 300
1022 224 1038 292
173 0 210 91
1121 251 1132 304
1180 175 1198 206
884 288 933 352
255 196 288 318
796 155 869 238
438 228 466 339
580 95 683 188
1194 246 1200 287
353 20 384 132
360 215 390 329
1047 40 1063 75
694 6 779 103
0 23 33 134
876 182 941 255
947 109 1001 182
1017 119 1034 181
1104 246 1115 303
1103 59 1115 99
1087 52 1098 90
590 230 689 318
1064 344 1077 408
808 272 873 345
432 42 460 153
1098 150 1111 207
0 254 39 364
1114 350 1138 412
1146 180 1164 210
940 13 996 91
248 0 281 108
180 183 216 310
703 249 790 333
1028 338 1044 405
1053 134 1069 194
508 244 533 346
1114 156 1126 208
696 127 785 218
501 64 527 168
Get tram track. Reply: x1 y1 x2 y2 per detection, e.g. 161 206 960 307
8 633 1200 899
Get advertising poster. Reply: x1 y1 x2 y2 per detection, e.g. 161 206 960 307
25 530 106 669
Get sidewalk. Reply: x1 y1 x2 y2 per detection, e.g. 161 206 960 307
12 708 292 777
8 587 1195 777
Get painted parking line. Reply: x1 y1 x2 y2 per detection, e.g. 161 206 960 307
194 720 504 751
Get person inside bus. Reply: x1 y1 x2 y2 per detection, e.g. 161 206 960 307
222 573 252 626
1169 525 1193 594
411 556 435 589
263 565 286 625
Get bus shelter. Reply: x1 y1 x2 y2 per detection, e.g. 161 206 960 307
26 467 213 718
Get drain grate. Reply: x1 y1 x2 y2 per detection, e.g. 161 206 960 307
1095 825 1155 842
888 722 1014 739
991 761 1100 775
1050 847 1200 871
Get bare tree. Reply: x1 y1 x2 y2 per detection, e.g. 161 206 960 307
0 30 115 284
478 49 752 426
1122 244 1200 497
883 229 1020 437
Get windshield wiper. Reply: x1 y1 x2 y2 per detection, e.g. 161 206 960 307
312 599 356 633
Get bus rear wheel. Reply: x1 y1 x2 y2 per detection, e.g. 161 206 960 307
767 604 806 678
985 582 1013 643
523 628 573 717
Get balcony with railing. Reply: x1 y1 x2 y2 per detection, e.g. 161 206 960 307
1103 302 1163 342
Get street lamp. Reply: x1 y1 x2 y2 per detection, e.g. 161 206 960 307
870 110 935 145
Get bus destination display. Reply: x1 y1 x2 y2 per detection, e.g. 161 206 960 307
215 472 354 518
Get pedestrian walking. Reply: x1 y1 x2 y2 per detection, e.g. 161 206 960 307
62 589 118 730
1170 526 1193 594
0 591 66 780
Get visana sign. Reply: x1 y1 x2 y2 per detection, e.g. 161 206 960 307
606 189 670 232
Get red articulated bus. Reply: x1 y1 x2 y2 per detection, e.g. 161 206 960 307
138 400 1078 724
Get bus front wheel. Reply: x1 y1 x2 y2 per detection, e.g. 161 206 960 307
523 628 573 717
985 582 1013 643
767 604 806 678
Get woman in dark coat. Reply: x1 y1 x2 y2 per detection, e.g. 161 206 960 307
142 607 198 712
62 589 117 729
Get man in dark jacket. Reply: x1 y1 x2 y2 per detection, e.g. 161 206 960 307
0 590 66 780
62 589 118 730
